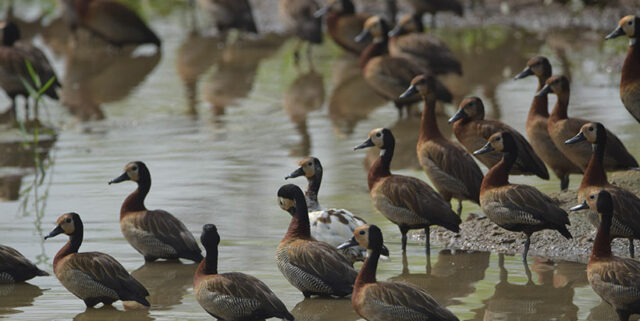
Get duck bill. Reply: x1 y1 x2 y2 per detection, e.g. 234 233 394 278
337 237 359 250
388 26 403 38
354 138 374 151
565 132 585 145
314 6 329 18
473 143 494 155
448 109 467 124
514 67 533 80
354 29 371 43
399 85 417 100
570 201 589 211
285 167 305 180
44 225 64 240
535 84 552 97
605 26 625 40
108 172 129 185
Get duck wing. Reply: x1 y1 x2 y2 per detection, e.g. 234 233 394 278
364 282 459 320
133 210 202 261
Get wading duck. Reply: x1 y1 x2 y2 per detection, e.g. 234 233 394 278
315 0 370 55
44 212 150 307
566 122 640 257
354 128 460 255
537 75 638 172
194 224 294 320
109 161 203 263
338 224 459 321
449 96 549 179
405 0 463 28
474 132 572 262
401 75 483 215
279 0 323 65
514 56 581 190
606 15 640 124
197 0 258 34
572 190 640 321
0 244 48 283
276 184 357 297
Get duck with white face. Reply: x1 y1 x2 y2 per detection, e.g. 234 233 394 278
606 15 640 124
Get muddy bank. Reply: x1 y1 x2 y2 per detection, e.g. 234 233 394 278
412 170 640 264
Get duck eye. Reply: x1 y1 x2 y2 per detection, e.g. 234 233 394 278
588 127 593 131
376 133 381 137
629 21 633 25
132 166 138 171
66 218 71 223
590 195 595 199
308 163 312 166
359 230 365 235
496 137 501 141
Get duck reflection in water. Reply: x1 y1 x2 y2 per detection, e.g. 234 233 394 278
73 305 153 321
283 68 325 157
588 301 640 321
130 261 198 307
0 283 45 316
291 297 360 321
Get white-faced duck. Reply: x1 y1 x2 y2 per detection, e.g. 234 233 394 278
405 0 463 28
194 224 294 321
279 0 323 66
606 15 640 124
401 75 483 215
0 244 48 283
315 0 370 55
44 212 150 308
474 132 572 262
514 56 581 190
338 225 459 321
566 122 640 257
537 75 638 172
572 190 640 321
449 96 549 180
109 161 203 263
197 0 258 34
276 184 357 298
354 128 461 256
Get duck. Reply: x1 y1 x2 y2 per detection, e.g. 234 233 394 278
276 184 357 297
44 212 150 308
356 15 452 118
565 122 640 258
448 96 549 180
605 15 640 124
571 190 640 321
474 131 572 262
338 224 459 321
315 0 370 55
514 56 581 190
388 13 462 75
405 0 463 28
108 161 203 263
279 0 323 65
61 0 161 47
354 128 461 255
0 21 60 121
537 75 638 172
0 244 48 283
194 224 294 320
401 75 483 215
197 0 258 34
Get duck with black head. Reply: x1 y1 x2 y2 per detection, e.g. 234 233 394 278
0 245 48 283
109 161 203 263
194 224 294 321
197 0 258 34
44 212 150 308
276 184 357 298
405 0 463 28
315 0 370 55
606 15 640 124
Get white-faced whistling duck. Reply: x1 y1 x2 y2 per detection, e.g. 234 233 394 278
194 224 294 320
61 0 161 47
315 0 370 55
537 75 638 172
0 244 48 283
405 0 463 28
606 15 640 124
197 0 258 34
279 0 323 66
109 161 203 263
276 184 357 298
566 122 640 258
514 56 581 190
449 96 549 180
354 128 461 256
338 225 459 321
474 131 572 262
401 74 483 215
44 212 150 308
572 190 640 321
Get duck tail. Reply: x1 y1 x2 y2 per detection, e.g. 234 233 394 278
36 269 49 276
557 225 572 240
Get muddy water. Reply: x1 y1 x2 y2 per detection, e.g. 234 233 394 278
2 2 640 321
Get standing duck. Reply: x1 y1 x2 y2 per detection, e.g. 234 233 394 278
109 161 203 263
448 96 549 180
279 0 323 65
44 212 150 308
338 225 459 321
194 224 294 320
315 0 370 55
405 0 463 28
572 190 640 321
354 128 460 255
474 132 572 262
401 74 483 215
276 184 357 297
537 75 638 171
0 245 48 283
566 122 640 257
514 56 581 190
605 15 640 123
197 0 258 34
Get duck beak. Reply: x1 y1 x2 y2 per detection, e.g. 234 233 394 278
380 244 390 257
474 142 494 155
448 109 467 124
314 6 329 18
535 84 552 97
108 172 129 185
605 26 625 40
355 29 371 43
570 201 589 211
514 66 533 80
285 167 305 180
388 25 403 38
44 225 64 240
565 132 585 145
399 85 417 100
337 236 359 250
354 138 374 151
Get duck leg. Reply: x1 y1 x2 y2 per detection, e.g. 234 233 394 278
560 175 569 191
293 40 303 67
424 226 430 256
616 309 630 321
457 199 463 216
522 233 531 263
430 14 437 29
306 43 315 72
629 238 635 258
400 226 408 252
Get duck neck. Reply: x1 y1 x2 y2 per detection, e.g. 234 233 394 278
419 96 442 142
481 151 515 191
529 75 550 119
580 142 608 189
194 245 218 287
284 198 312 240
355 247 380 288
621 39 640 87
305 174 322 210
550 91 570 121
53 232 83 270
591 213 613 260
121 178 150 218
368 145 393 190
359 38 387 69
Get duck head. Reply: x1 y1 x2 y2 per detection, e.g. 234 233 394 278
277 184 306 216
45 213 83 239
606 15 639 43
474 131 517 155
514 56 551 80
0 21 20 47
388 14 423 37
338 224 384 252
354 128 393 151
536 75 569 97
285 157 322 180
200 224 220 249
315 0 355 17
399 74 453 103
355 16 389 43
565 122 606 145
449 97 485 124
109 161 149 185
571 189 613 217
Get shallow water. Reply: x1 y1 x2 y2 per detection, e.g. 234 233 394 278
2 2 640 321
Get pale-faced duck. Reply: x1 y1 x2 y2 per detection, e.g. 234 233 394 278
0 244 48 283
197 0 258 34
606 15 640 124
405 0 463 28
279 0 323 65
315 0 370 55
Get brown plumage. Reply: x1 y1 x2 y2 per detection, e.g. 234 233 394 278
44 213 149 308
316 0 370 55
194 224 294 321
354 128 460 255
402 75 483 215
475 132 572 262
538 75 638 172
449 96 549 179
606 15 640 124
514 56 581 190
109 161 202 263
61 0 161 47
405 0 463 28
276 184 357 298
0 244 48 283
197 0 258 33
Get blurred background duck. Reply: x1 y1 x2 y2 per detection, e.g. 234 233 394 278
0 244 48 283
315 0 370 55
404 0 464 28
196 0 258 34
279 0 323 66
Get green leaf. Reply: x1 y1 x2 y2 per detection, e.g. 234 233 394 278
24 59 41 88
37 76 56 96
